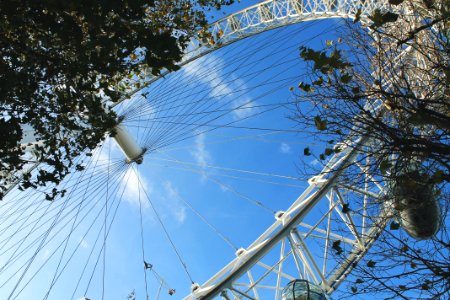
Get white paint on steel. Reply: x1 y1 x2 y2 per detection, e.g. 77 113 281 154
116 0 389 102
112 124 144 163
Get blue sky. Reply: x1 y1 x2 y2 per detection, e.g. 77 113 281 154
2 1 443 300
0 1 343 298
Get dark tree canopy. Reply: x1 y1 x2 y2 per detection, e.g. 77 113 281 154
293 0 449 183
0 0 233 199
292 0 449 298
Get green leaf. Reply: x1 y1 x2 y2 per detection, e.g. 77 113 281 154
421 283 429 290
351 86 360 94
399 285 407 291
351 286 357 293
342 203 351 213
324 148 333 156
312 76 324 86
304 147 311 156
394 202 407 211
390 221 400 230
340 73 352 84
367 260 376 268
388 0 404 5
314 116 327 131
379 159 391 174
353 8 362 23
298 81 312 92
431 170 444 183
369 10 399 28
332 240 343 255
319 154 326 160
356 278 364 284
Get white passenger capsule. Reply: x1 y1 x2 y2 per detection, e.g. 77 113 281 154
282 280 331 300
390 164 441 240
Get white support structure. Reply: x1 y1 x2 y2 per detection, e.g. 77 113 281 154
112 124 145 164
3 2 412 299
115 0 389 101
184 133 391 299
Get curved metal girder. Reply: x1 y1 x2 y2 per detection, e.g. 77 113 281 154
116 0 389 102
184 134 390 299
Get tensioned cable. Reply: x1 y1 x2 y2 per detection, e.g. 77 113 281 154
160 131 317 153
2 157 128 298
0 149 125 292
119 16 300 125
6 168 82 299
119 19 334 151
128 122 304 134
82 166 129 298
0 152 95 274
136 164 150 300
134 167 195 284
139 22 340 148
41 142 114 300
159 152 275 215
0 141 125 296
129 18 327 115
135 62 317 152
0 160 126 267
148 162 307 189
70 163 131 300
153 156 302 181
0 157 123 234
102 140 112 300
152 172 238 251
12 164 128 300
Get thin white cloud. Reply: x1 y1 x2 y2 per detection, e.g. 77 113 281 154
191 133 211 181
163 181 187 224
91 138 151 209
279 143 292 154
120 167 151 209
310 159 320 166
182 54 258 120
79 238 89 249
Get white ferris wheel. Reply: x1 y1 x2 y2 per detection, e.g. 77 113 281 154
0 1 443 300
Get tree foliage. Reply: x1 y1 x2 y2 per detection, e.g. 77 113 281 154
292 0 449 298
293 0 449 182
0 0 233 199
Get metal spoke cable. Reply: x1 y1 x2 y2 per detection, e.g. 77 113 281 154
81 165 132 298
129 21 340 151
159 152 276 215
153 172 238 251
0 160 126 264
148 161 307 189
152 156 302 181
42 146 115 300
70 164 132 300
132 18 324 117
1 160 128 296
122 20 312 149
13 163 129 300
160 131 316 153
0 155 125 275
134 167 195 284
136 164 149 300
121 15 292 125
